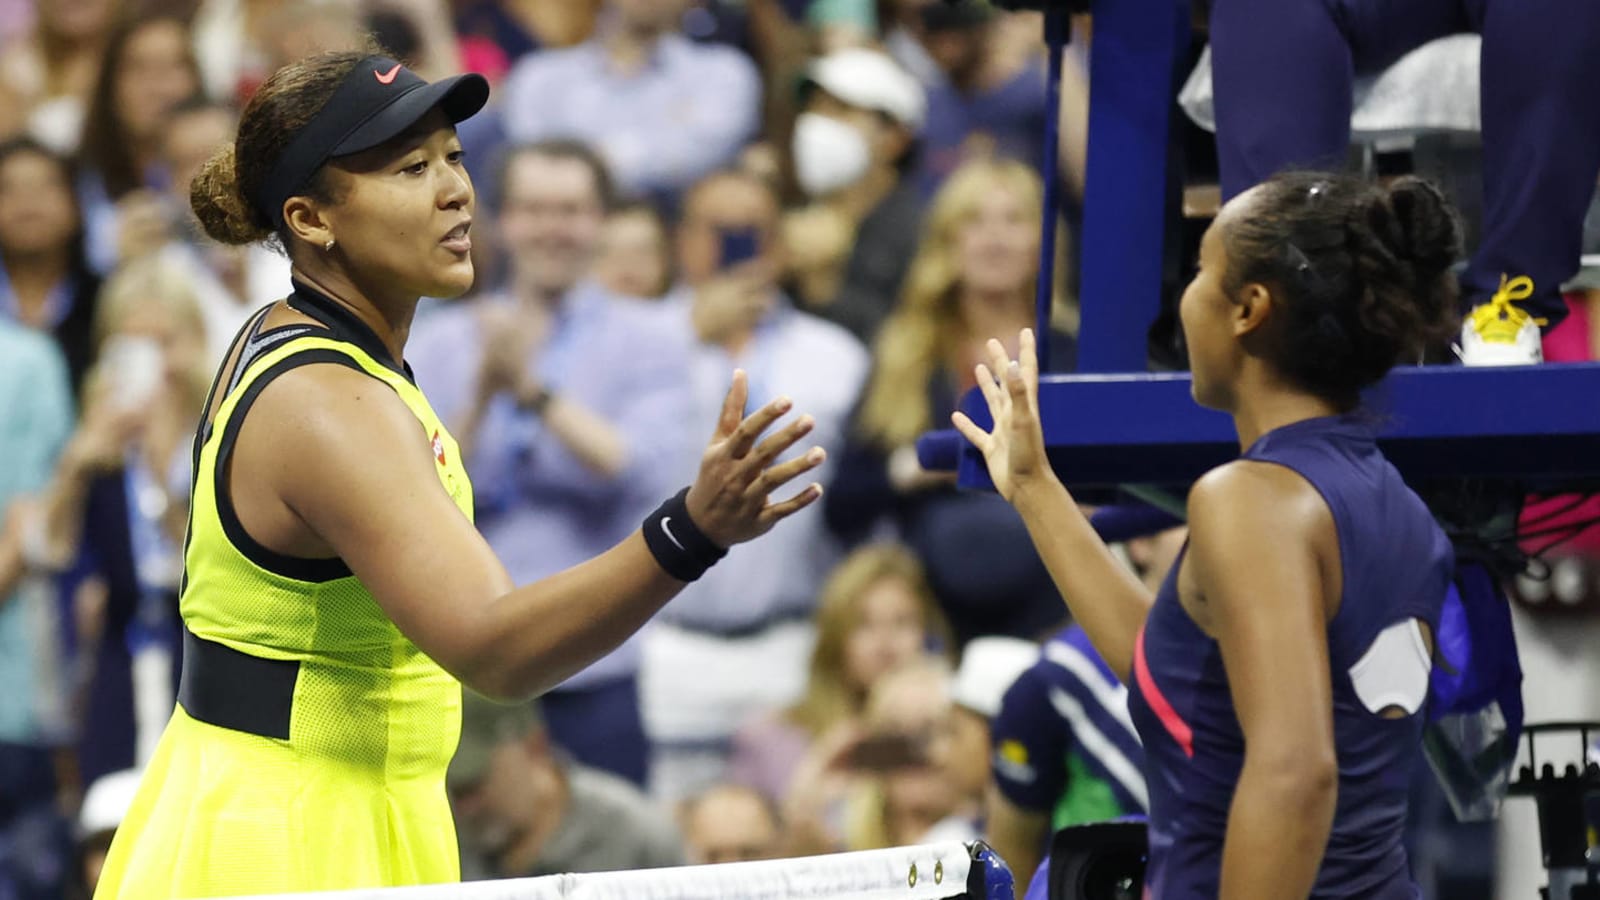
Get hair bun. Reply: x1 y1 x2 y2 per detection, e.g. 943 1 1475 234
190 144 273 246
1383 176 1462 281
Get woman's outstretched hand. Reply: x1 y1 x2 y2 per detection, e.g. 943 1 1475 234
950 329 1054 504
686 370 827 547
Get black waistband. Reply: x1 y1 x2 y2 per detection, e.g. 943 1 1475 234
178 628 299 740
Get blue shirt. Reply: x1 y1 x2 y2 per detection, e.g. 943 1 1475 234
1128 415 1451 900
0 321 75 743
992 625 1147 830
656 289 870 632
498 34 761 198
406 284 696 687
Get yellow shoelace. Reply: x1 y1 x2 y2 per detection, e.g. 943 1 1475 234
1470 274 1547 342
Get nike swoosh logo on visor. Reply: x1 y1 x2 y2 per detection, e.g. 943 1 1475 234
375 64 402 84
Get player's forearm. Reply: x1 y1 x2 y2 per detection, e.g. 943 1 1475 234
465 532 683 700
1013 475 1152 679
1219 755 1337 900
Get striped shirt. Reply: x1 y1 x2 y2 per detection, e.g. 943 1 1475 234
991 624 1147 828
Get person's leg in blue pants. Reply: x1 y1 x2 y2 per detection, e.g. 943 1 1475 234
1210 0 1600 327
1464 0 1600 323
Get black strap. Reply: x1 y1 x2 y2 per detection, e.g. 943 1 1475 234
287 279 415 383
213 348 367 582
178 627 299 740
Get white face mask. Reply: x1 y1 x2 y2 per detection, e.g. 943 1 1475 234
792 112 872 199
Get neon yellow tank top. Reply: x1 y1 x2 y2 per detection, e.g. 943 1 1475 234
181 326 474 780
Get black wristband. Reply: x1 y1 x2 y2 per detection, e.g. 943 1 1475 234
642 487 727 582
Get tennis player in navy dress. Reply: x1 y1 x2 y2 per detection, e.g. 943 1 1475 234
957 172 1460 899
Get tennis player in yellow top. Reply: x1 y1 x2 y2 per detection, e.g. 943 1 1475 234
93 47 828 899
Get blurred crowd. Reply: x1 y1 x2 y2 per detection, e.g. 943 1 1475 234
0 1 1596 898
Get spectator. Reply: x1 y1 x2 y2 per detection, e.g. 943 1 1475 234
984 525 1181 883
842 657 971 851
191 0 376 104
594 201 673 300
0 138 102 391
497 0 762 202
679 783 784 865
448 692 684 879
0 318 76 900
145 97 289 367
913 2 1048 194
408 140 695 788
27 255 209 786
728 542 953 805
640 167 869 803
77 14 203 274
784 47 926 345
826 158 1076 646
0 0 116 152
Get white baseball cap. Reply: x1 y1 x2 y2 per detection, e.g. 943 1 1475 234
952 637 1041 719
79 769 143 838
804 47 927 129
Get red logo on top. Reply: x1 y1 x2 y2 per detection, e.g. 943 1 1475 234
431 430 446 465
375 63 402 85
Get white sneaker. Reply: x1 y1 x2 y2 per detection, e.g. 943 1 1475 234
1457 274 1545 366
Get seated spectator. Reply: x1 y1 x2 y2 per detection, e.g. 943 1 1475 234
497 0 762 202
74 768 142 899
826 158 1076 647
0 0 115 153
24 256 209 786
679 783 784 865
0 317 75 900
784 47 926 345
641 167 869 804
76 14 203 275
913 2 1048 194
408 140 695 788
842 658 972 851
0 137 102 391
729 542 953 805
595 201 673 299
448 692 684 879
142 98 289 367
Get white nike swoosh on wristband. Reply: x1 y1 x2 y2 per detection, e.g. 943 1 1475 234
660 517 687 552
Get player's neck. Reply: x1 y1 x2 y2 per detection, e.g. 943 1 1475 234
1229 376 1343 451
290 265 416 363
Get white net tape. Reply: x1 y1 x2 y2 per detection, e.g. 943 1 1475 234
227 842 981 900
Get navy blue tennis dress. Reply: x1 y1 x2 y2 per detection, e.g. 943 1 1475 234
1128 414 1453 899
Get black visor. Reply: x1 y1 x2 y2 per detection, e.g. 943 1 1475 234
254 56 490 229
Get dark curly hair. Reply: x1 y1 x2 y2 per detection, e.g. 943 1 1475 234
1222 171 1463 408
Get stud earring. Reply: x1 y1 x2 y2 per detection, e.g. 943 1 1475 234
325 238 336 251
